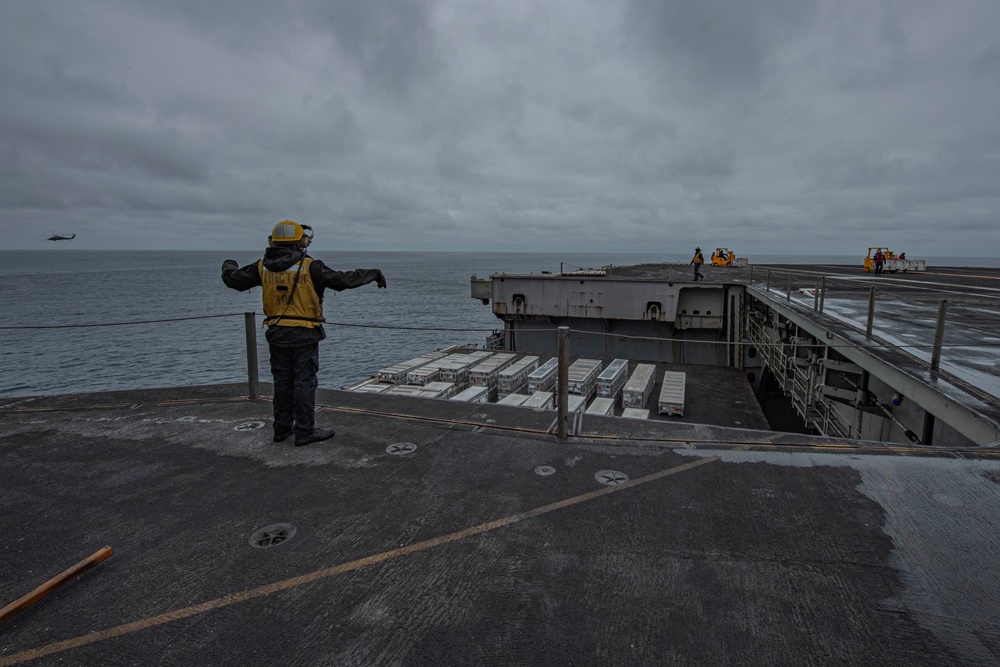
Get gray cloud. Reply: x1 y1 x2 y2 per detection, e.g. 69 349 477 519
1 0 999 256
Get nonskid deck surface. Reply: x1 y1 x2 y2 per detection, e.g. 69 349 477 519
3 384 1000 665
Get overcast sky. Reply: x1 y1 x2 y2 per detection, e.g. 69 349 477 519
2 1 998 255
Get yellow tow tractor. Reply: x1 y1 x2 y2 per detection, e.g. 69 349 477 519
863 248 926 273
710 248 746 267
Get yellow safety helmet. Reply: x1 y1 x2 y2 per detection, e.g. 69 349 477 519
270 220 313 246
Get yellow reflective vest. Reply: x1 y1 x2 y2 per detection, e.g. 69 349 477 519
258 257 325 328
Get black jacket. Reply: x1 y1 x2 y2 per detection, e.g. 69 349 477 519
222 247 385 348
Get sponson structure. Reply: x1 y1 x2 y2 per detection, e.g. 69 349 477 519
472 262 1000 447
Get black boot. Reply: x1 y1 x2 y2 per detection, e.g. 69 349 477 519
295 427 335 447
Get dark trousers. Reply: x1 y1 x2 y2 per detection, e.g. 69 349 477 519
269 343 319 436
693 264 703 280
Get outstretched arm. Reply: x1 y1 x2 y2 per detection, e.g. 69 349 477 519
221 260 262 291
311 261 387 291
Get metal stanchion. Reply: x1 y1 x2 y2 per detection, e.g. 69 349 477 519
244 311 259 400
766 269 771 292
813 280 820 312
557 326 569 441
818 277 826 313
930 300 948 372
866 287 875 338
786 275 791 302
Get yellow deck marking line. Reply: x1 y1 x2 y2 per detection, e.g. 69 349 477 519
0 456 719 666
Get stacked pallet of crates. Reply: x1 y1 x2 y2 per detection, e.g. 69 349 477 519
406 365 442 386
526 358 559 393
469 353 517 400
567 358 603 400
436 351 494 391
596 359 629 405
497 355 540 399
657 371 686 416
377 351 450 385
622 363 656 409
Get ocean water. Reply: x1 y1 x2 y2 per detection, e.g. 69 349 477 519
1 251 997 398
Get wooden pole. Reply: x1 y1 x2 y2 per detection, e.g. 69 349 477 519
557 326 569 441
245 312 259 400
0 547 113 625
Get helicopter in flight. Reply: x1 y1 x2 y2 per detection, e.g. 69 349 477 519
47 233 76 241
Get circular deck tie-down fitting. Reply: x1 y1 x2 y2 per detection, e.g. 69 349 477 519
594 470 629 486
249 523 296 548
386 442 417 456
234 421 265 432
534 466 556 476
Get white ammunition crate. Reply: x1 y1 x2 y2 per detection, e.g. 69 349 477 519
386 385 424 397
351 380 392 394
586 397 616 416
621 408 650 420
566 394 588 414
568 358 603 396
597 359 629 400
526 358 559 393
450 386 489 403
497 356 540 395
344 377 386 392
376 351 449 384
406 366 441 385
469 353 517 387
419 382 458 399
523 391 554 410
622 364 656 408
657 371 686 416
496 393 531 407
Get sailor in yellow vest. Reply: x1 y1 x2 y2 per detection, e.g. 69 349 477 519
690 246 705 281
222 221 386 446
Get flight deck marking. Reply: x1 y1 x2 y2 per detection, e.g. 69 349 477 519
595 470 629 486
234 421 265 432
0 455 720 666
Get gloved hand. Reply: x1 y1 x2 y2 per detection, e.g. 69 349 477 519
221 259 238 276
375 270 387 289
